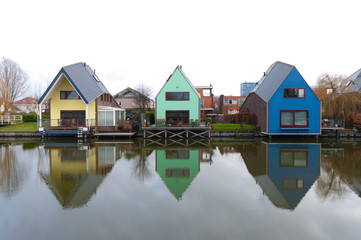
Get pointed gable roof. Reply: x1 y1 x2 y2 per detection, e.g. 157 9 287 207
251 61 294 102
346 68 361 92
15 97 38 105
113 87 153 101
156 65 200 99
38 62 111 104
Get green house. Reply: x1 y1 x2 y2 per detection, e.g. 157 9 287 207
156 149 200 200
156 66 200 126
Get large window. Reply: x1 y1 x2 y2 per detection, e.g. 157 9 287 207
280 150 308 167
284 88 305 98
166 168 190 177
166 150 190 159
280 110 308 127
282 179 304 190
166 92 189 101
166 111 189 126
224 99 237 105
60 91 81 100
98 110 114 126
60 111 85 126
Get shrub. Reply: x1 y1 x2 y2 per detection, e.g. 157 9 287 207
146 111 155 124
22 113 37 122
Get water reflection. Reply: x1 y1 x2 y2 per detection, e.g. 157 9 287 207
318 141 361 200
0 142 34 198
38 141 121 208
240 141 321 210
149 139 213 200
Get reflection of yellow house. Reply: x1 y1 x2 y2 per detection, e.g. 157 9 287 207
40 143 118 208
38 62 125 133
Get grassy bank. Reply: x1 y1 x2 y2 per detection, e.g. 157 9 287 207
212 123 253 131
0 122 37 131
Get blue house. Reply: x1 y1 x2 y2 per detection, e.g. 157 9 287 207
241 142 320 210
241 61 321 136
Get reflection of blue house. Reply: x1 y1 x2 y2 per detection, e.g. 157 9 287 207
242 141 320 210
241 61 321 136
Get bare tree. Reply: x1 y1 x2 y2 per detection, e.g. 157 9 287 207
0 58 29 113
135 83 153 113
31 82 45 101
316 73 359 119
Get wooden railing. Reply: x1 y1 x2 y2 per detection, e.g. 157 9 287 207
39 119 96 128
0 115 23 124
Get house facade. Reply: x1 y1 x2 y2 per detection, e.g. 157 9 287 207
195 85 214 120
156 66 200 126
38 62 125 132
219 95 246 115
113 87 154 112
241 61 321 135
14 97 38 113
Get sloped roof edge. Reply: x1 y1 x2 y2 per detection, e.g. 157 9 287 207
156 65 200 99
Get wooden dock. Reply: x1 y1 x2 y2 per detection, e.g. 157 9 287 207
94 132 136 137
142 126 211 139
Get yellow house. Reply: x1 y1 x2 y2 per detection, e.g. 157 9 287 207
39 142 120 208
38 62 125 133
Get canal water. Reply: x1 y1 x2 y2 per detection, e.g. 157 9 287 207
1 138 360 240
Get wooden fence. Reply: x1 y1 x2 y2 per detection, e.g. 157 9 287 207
0 115 23 125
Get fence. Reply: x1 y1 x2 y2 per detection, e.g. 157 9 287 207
0 115 23 124
215 113 250 124
39 119 96 127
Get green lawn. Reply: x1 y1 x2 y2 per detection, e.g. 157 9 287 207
0 122 38 131
211 123 253 131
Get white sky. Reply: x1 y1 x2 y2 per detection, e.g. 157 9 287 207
1 0 361 98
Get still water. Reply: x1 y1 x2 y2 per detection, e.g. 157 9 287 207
0 138 361 240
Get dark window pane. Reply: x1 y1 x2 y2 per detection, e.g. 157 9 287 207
184 92 189 100
284 88 298 98
74 111 85 119
61 112 73 119
172 92 183 100
166 92 171 100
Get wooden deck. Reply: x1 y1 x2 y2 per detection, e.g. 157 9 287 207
94 132 136 137
142 126 211 138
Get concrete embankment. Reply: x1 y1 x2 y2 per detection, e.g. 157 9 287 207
0 131 41 138
0 130 360 139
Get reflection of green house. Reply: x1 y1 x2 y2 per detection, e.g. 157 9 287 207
39 143 118 208
155 66 200 126
156 149 200 200
241 141 320 210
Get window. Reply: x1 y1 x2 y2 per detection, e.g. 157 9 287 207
60 111 85 126
166 111 189 125
228 109 239 114
224 99 237 105
280 110 308 127
280 151 308 167
166 168 190 177
200 99 204 107
166 92 190 101
282 179 304 190
284 88 305 98
98 110 115 126
203 89 211 97
60 91 81 100
166 150 190 159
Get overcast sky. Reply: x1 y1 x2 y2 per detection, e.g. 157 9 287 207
1 0 361 98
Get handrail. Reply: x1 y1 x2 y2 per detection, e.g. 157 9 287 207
39 119 96 127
